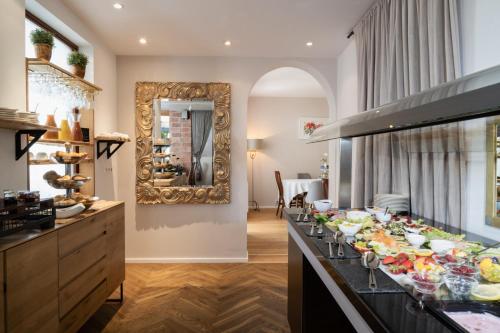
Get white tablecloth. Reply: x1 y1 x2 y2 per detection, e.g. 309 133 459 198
282 178 324 206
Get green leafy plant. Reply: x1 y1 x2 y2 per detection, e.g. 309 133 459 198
30 29 54 47
67 51 88 67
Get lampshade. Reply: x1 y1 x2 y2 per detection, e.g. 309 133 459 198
247 138 262 152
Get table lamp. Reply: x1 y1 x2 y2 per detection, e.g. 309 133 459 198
247 138 262 211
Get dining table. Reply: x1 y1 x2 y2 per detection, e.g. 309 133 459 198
282 178 325 206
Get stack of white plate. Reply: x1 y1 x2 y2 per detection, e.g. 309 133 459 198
16 112 39 123
373 193 409 213
0 108 18 120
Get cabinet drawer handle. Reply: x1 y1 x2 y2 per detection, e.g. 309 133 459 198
103 230 107 235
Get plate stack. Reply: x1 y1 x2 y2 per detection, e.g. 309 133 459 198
16 112 39 124
0 108 18 120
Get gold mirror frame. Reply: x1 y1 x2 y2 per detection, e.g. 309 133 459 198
135 82 231 204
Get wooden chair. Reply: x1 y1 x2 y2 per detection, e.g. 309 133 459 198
275 170 306 218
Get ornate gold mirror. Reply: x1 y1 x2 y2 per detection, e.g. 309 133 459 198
135 82 230 204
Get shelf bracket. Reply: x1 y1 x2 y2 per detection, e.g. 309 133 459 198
96 140 125 159
15 129 46 160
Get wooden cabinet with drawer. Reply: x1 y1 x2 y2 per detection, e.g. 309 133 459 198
5 233 59 333
0 201 125 333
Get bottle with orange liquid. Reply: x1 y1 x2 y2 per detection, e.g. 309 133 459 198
70 107 83 141
43 108 59 139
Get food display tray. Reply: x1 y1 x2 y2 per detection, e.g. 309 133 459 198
331 258 405 294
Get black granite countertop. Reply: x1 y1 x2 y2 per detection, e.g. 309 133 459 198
284 208 500 333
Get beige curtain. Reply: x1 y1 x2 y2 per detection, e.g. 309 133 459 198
352 0 464 227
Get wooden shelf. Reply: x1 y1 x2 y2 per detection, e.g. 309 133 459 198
35 138 94 146
26 58 102 93
29 158 94 166
0 119 54 131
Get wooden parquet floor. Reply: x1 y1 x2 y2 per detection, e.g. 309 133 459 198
80 209 290 333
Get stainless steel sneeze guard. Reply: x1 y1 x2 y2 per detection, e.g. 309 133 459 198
309 64 500 142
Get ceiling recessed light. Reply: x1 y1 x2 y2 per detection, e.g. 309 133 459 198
113 3 123 9
306 41 313 47
224 40 232 46
139 37 147 45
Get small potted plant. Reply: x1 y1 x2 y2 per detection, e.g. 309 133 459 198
30 28 54 61
68 51 88 78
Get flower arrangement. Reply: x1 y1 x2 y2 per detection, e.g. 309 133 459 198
303 121 322 136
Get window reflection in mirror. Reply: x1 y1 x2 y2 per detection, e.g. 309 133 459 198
152 99 214 187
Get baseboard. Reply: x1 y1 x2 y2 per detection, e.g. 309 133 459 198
258 205 277 209
125 255 249 264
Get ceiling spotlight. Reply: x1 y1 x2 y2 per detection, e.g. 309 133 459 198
139 37 147 45
224 40 232 46
113 3 123 9
306 41 313 47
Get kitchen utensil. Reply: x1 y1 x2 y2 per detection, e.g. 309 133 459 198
296 208 303 222
303 205 311 222
309 222 315 236
335 231 346 257
317 223 323 234
475 241 500 255
324 234 335 258
362 252 379 290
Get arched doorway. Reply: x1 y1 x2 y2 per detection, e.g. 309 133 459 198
246 66 331 263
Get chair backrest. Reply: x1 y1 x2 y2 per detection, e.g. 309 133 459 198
274 170 284 197
297 173 312 179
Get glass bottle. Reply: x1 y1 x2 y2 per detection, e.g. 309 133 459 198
70 107 83 141
59 112 72 141
43 109 59 139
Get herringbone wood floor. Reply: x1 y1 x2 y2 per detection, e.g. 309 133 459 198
80 209 290 333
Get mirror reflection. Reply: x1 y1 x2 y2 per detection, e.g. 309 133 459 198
152 99 214 187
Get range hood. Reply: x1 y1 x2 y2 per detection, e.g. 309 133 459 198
309 64 500 142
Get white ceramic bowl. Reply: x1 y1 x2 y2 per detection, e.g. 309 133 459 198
375 212 392 223
405 233 426 248
314 200 333 212
346 210 371 220
338 222 362 237
430 240 455 254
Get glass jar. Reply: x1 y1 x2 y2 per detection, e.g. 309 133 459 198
43 109 59 139
3 190 17 205
17 190 40 203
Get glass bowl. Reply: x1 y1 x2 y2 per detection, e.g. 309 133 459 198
445 263 480 279
408 272 443 294
443 274 478 297
432 254 466 266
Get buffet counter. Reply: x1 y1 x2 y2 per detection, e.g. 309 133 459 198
285 208 499 333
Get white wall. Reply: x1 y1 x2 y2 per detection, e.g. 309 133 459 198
116 56 336 262
460 0 500 75
0 0 29 190
247 97 329 207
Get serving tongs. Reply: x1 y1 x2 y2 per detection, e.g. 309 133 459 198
334 231 346 257
324 233 335 258
361 252 379 290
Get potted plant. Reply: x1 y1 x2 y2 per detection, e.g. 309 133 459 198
30 28 54 61
68 51 88 78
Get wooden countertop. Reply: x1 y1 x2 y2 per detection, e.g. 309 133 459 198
0 200 123 252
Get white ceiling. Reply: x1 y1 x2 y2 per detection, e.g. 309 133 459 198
62 0 373 58
250 67 325 98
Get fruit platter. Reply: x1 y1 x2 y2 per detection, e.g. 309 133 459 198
309 208 500 303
